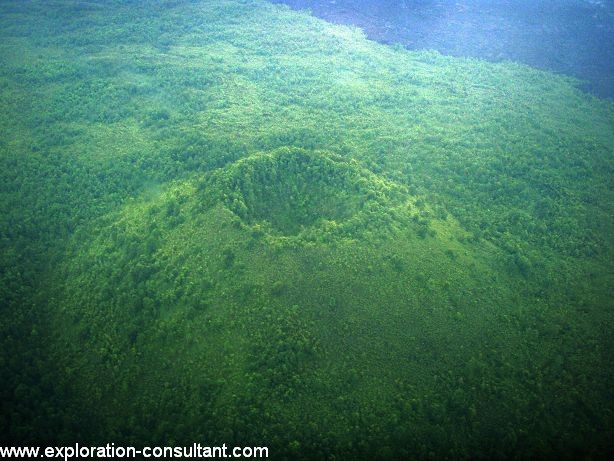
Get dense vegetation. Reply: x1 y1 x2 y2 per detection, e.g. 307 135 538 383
0 0 612 459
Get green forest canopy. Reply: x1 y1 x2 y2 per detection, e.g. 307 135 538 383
0 0 612 459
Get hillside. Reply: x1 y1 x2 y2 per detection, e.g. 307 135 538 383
0 1 612 459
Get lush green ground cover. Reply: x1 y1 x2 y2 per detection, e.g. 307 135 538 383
0 1 612 459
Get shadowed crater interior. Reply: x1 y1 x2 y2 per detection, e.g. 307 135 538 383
200 147 408 235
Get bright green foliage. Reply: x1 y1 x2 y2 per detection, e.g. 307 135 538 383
0 1 612 459
200 148 413 237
